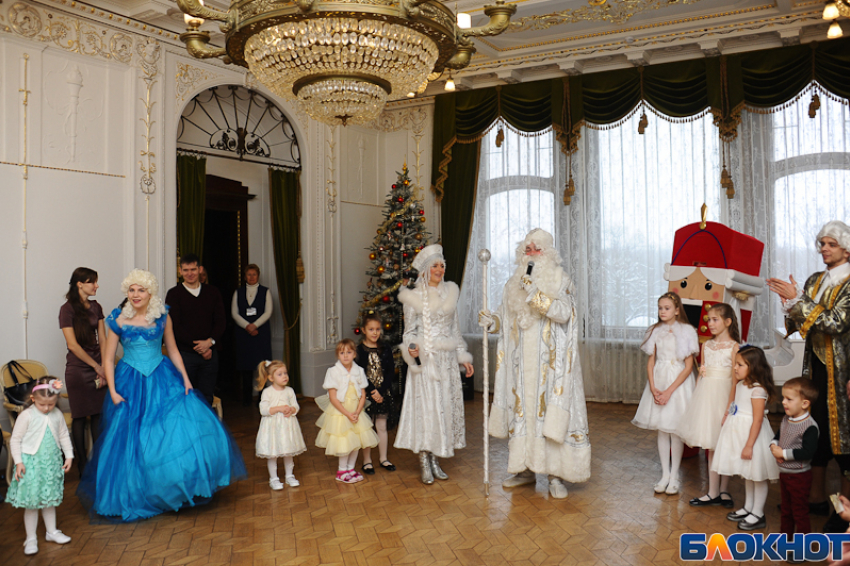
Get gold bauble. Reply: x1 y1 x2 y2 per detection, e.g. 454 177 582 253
377 265 385 274
415 234 423 241
420 216 426 223
369 253 376 260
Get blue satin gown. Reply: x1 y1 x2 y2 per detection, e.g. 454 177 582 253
77 307 247 522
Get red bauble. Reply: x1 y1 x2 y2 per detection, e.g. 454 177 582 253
403 253 408 258
397 197 404 203
419 209 424 215
354 328 361 334
392 184 397 189
396 222 403 228
382 296 390 303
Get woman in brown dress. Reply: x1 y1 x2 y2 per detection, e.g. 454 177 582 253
59 267 108 475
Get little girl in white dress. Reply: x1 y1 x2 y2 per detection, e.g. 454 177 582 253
711 345 779 531
632 293 698 496
677 303 740 509
255 360 306 490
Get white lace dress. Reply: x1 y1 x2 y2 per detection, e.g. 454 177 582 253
632 326 696 434
676 341 736 450
710 382 780 481
255 386 307 459
394 282 472 458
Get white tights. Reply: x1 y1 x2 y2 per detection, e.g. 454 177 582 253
737 479 769 523
362 416 389 464
657 431 684 486
706 450 730 498
338 449 358 472
267 457 295 480
24 506 58 540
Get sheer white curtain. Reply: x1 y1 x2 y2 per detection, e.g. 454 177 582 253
569 112 721 402
458 127 560 334
459 96 850 404
728 94 850 347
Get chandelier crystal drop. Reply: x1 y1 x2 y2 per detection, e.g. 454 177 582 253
176 0 516 127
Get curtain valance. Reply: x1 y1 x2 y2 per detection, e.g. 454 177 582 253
431 37 850 285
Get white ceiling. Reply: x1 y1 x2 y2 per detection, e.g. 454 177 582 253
78 0 842 97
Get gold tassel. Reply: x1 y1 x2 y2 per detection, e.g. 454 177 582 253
720 166 735 200
296 252 305 284
638 112 648 135
809 93 821 119
495 126 505 148
563 174 575 206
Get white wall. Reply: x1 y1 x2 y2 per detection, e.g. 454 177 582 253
0 1 440 419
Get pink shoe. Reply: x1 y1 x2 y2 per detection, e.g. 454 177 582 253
335 470 357 484
349 470 365 483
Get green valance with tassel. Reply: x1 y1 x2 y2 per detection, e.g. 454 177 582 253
431 37 850 285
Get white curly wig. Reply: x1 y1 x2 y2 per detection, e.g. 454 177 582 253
817 220 850 254
120 268 167 323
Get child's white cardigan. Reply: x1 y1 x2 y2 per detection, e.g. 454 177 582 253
10 406 74 464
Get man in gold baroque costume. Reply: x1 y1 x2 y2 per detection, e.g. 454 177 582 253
768 220 850 533
479 229 591 499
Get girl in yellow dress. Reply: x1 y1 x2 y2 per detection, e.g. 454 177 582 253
316 339 379 483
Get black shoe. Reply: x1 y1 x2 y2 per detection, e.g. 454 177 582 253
823 512 850 533
727 509 751 522
689 494 723 506
718 492 735 509
379 461 396 471
737 514 766 530
810 500 831 516
361 463 375 475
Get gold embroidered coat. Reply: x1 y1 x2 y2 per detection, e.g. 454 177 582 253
787 272 850 455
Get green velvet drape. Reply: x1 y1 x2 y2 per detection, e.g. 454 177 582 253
431 37 850 278
176 154 206 263
269 168 302 394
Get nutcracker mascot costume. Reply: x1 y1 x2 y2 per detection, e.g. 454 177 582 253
665 218 765 343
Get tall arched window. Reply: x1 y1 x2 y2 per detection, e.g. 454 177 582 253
459 127 558 332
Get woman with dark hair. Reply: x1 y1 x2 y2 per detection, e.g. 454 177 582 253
58 267 108 475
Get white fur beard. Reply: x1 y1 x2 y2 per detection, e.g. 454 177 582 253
505 255 562 330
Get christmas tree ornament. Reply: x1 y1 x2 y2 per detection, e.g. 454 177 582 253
420 216 427 223
369 253 376 260
384 323 392 330
377 266 385 274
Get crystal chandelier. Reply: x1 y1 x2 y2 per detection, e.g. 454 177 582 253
176 0 517 127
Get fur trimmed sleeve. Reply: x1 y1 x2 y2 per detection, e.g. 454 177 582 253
640 326 658 356
674 322 700 361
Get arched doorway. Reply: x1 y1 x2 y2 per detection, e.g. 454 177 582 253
175 85 302 400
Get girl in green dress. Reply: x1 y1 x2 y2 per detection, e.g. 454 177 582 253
7 377 74 555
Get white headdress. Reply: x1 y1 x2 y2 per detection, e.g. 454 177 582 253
817 220 850 254
412 244 445 276
120 268 167 323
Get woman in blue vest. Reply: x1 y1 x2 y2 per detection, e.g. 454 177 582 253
231 264 273 405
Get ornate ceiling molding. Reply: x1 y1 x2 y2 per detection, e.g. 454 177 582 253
480 4 777 53
465 9 822 74
507 0 706 33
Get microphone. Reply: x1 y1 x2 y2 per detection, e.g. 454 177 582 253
526 261 535 276
409 343 422 365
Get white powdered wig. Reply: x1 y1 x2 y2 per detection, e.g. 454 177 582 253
120 268 167 323
817 220 850 253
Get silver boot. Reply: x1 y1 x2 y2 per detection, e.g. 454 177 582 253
429 453 448 480
419 452 434 485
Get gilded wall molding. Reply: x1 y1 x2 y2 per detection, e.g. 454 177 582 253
2 1 149 65
176 60 221 102
365 106 430 198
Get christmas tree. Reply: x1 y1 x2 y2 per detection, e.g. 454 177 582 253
354 164 430 345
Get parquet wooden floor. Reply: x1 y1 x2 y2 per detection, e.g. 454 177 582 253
0 395 842 565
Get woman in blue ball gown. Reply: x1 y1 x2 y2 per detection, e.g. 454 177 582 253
77 269 246 522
